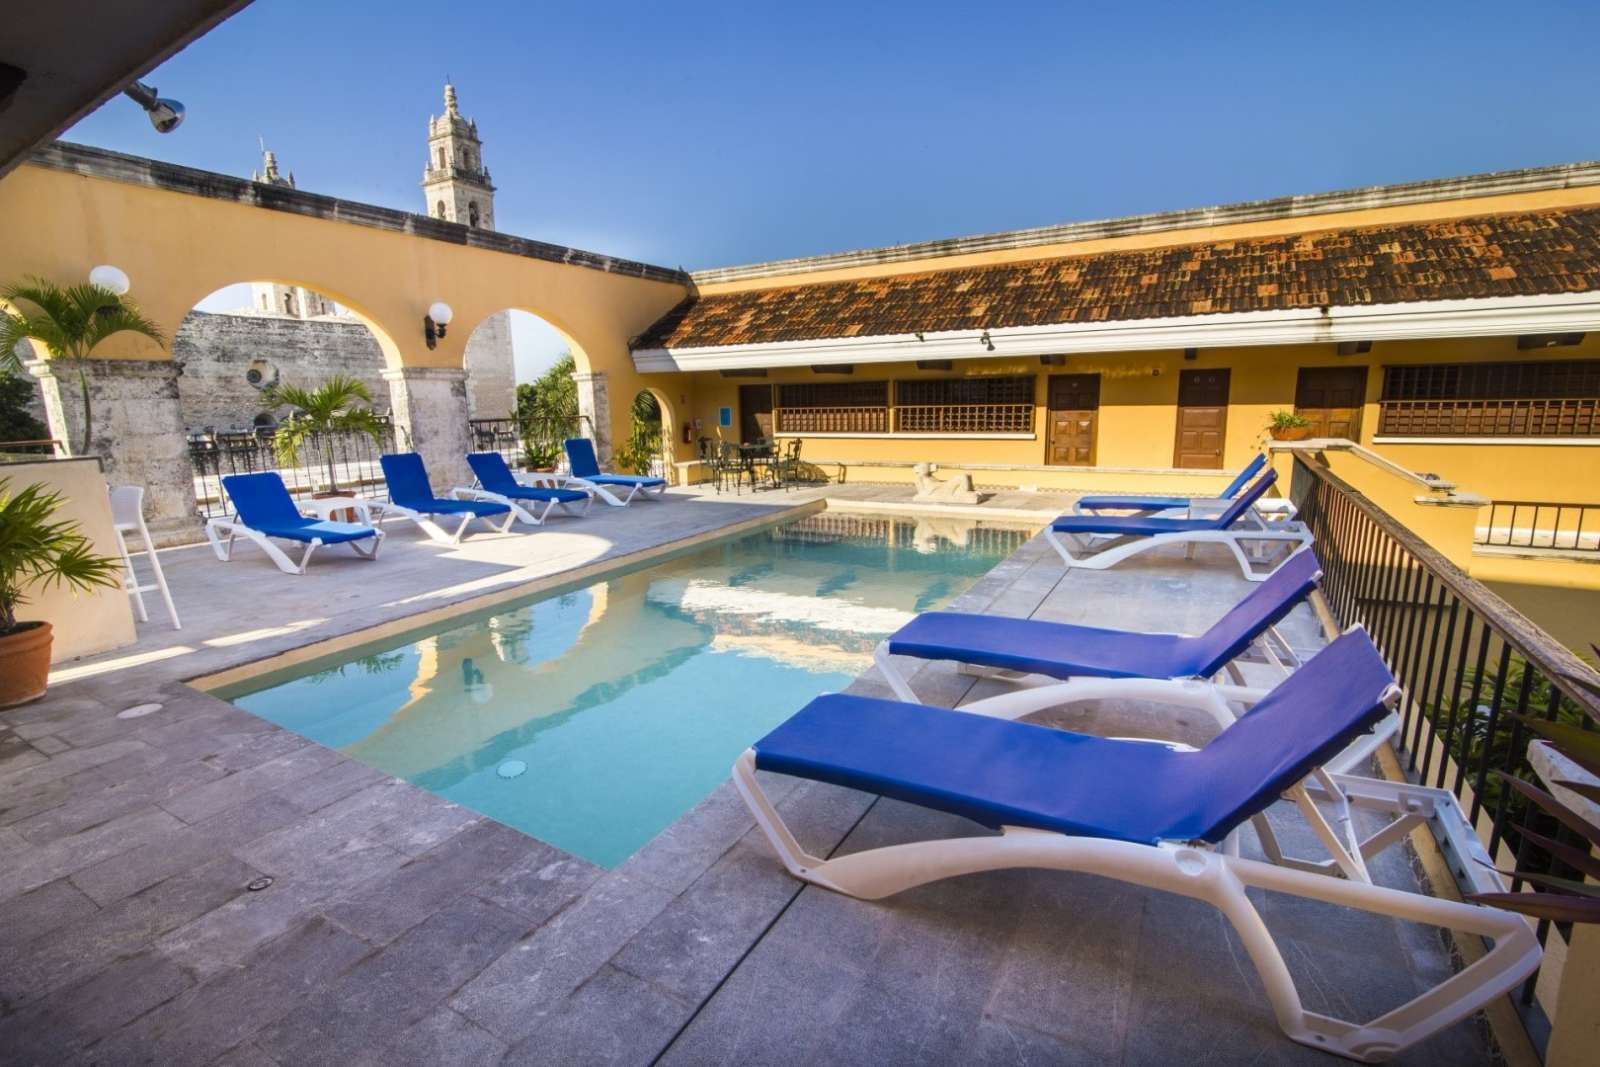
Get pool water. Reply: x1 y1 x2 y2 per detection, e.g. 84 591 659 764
223 511 1033 867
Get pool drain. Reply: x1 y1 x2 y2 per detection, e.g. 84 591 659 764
116 703 163 720
496 760 527 779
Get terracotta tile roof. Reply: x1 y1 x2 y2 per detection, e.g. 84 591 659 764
634 208 1600 350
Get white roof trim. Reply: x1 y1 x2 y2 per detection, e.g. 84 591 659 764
632 292 1600 373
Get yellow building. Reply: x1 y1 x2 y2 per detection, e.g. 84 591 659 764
631 166 1600 510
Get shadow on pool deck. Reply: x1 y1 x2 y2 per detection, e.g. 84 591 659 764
0 493 1494 1066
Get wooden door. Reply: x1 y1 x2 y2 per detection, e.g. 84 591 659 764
1174 369 1230 468
1046 374 1099 465
1294 366 1368 440
739 385 773 443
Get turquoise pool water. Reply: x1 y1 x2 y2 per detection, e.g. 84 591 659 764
223 511 1032 867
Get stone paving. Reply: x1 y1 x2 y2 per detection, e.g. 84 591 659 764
0 488 1494 1065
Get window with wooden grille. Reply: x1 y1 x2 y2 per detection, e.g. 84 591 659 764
895 376 1035 433
1378 360 1600 437
775 381 889 433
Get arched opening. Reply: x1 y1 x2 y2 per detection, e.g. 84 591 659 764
467 201 480 228
460 308 589 472
179 280 403 518
435 199 447 219
617 388 670 477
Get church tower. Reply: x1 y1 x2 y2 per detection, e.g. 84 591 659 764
422 82 496 230
422 82 516 418
249 145 334 319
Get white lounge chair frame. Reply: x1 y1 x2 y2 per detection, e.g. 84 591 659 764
204 516 384 575
1046 513 1314 582
450 483 594 526
732 722 1540 1063
560 474 667 508
383 501 516 544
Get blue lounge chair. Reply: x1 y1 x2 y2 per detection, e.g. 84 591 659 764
562 437 667 507
1073 452 1268 515
874 549 1356 739
734 629 1539 1062
1047 468 1312 581
380 452 514 543
457 452 593 525
205 471 383 575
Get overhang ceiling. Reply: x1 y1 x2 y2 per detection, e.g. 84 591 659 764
0 0 251 179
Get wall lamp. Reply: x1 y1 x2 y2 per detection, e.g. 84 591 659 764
980 329 995 352
121 81 185 134
88 265 130 295
423 301 454 349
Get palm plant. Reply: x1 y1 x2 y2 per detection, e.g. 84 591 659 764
517 354 580 469
263 375 386 493
0 277 165 456
0 479 122 636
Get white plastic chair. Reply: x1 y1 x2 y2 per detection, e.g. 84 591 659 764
110 485 180 629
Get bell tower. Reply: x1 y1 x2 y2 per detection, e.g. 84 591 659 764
422 82 495 229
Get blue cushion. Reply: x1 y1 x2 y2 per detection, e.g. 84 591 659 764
589 474 666 488
564 438 602 479
885 547 1319 681
1053 468 1277 536
383 452 509 516
251 519 377 545
467 451 586 502
221 473 377 544
1077 494 1193 511
754 629 1392 846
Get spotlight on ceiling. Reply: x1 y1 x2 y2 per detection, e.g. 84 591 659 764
121 81 185 133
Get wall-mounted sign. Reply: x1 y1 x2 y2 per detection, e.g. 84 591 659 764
718 406 733 428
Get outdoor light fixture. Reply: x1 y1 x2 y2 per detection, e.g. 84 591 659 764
1336 340 1373 356
980 329 995 351
88 265 130 295
423 301 454 349
1183 347 1199 361
121 81 185 134
915 332 925 342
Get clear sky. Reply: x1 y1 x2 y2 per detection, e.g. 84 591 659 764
65 0 1600 378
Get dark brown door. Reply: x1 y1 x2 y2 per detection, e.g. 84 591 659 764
739 385 773 444
1174 368 1230 469
1046 374 1099 465
1294 366 1368 440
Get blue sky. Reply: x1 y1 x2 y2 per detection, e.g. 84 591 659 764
66 0 1600 378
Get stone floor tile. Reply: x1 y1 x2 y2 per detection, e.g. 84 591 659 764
0 805 184 904
0 949 192 1063
501 965 689 1067
0 876 100 955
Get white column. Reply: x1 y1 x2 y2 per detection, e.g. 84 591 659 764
27 357 202 546
382 366 473 490
573 370 611 465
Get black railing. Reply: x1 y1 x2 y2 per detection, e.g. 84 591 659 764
188 420 403 520
468 417 525 467
0 439 62 457
1476 500 1600 553
1291 453 1600 1008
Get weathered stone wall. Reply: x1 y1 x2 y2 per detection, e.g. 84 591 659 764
172 311 389 433
463 310 516 418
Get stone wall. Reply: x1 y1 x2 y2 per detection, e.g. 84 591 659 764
463 310 516 419
172 311 389 433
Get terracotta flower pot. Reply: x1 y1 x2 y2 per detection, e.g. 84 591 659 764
0 621 53 708
1270 425 1313 441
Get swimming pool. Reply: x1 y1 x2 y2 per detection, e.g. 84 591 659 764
222 511 1034 866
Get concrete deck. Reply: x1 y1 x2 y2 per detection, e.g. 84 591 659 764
0 487 1492 1065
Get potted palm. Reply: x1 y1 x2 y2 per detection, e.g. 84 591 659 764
0 277 164 456
0 479 122 707
263 376 386 500
1267 409 1314 441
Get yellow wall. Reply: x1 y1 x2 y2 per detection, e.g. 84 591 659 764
679 335 1600 501
0 162 690 456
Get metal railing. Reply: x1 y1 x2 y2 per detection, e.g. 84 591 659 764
188 420 403 520
1291 453 1600 1012
0 439 62 457
1476 500 1600 553
467 417 525 467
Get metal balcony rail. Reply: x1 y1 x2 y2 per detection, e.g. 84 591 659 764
187 418 404 521
1290 453 1600 1013
1476 500 1600 553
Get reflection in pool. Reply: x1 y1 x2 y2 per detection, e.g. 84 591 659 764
225 512 1034 866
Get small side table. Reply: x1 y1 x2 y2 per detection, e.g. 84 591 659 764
300 495 386 526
